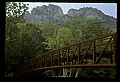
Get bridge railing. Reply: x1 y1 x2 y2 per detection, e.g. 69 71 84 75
16 32 116 76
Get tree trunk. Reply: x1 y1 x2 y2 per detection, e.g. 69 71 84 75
62 62 68 77
69 68 72 77
75 68 81 78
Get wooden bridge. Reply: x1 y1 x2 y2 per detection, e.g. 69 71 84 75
15 32 117 77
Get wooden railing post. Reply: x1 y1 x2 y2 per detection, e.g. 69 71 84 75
82 49 85 64
78 44 81 64
45 57 46 67
51 53 53 66
67 47 70 65
92 40 96 64
112 33 116 63
58 50 60 66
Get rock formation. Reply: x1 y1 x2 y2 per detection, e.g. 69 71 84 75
24 4 117 28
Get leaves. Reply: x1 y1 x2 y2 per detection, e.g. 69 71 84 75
6 2 28 18
5 3 116 77
56 27 74 47
38 17 116 77
5 2 47 76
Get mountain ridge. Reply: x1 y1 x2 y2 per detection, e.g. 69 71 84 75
24 4 117 28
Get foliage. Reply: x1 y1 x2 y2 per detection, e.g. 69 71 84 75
5 2 116 77
6 2 29 17
38 17 116 78
64 17 116 42
5 2 47 76
5 2 29 74
16 22 46 59
78 67 116 78
5 22 47 74
55 27 74 47
43 70 55 77
39 22 61 49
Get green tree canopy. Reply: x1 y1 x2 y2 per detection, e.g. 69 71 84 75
55 27 74 47
5 2 47 76
64 17 116 42
6 2 28 18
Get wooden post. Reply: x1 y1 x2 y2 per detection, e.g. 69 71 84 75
92 40 96 64
45 57 46 67
112 34 116 63
67 47 70 65
30 60 32 70
39 59 41 68
78 44 81 64
58 50 60 66
37 60 39 68
112 49 116 63
82 49 85 64
51 53 53 66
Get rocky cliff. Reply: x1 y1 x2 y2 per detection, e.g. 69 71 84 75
24 4 117 28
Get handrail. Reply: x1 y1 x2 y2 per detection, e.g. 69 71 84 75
29 32 116 60
15 32 117 76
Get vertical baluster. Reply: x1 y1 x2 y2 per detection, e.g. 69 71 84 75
22 64 24 72
35 59 37 69
110 37 113 49
38 60 40 68
40 60 42 68
31 60 33 70
58 49 60 66
48 54 50 67
33 60 35 69
72 46 74 65
67 47 70 65
33 59 36 69
40 56 43 68
28 62 30 70
112 33 116 63
44 54 46 67
26 63 28 71
78 44 81 64
92 40 96 64
24 63 26 72
21 64 23 73
23 64 25 72
51 53 53 66
82 49 85 64
29 61 31 70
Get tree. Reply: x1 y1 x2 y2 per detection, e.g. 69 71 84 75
5 2 29 76
39 22 58 38
64 17 116 42
39 22 61 50
6 2 28 18
16 22 46 59
55 27 74 48
6 22 47 76
5 2 47 77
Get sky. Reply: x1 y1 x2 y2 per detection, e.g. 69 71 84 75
24 2 117 18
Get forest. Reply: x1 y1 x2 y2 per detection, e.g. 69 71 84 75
5 2 116 78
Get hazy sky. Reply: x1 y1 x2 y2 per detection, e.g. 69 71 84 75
25 2 117 18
